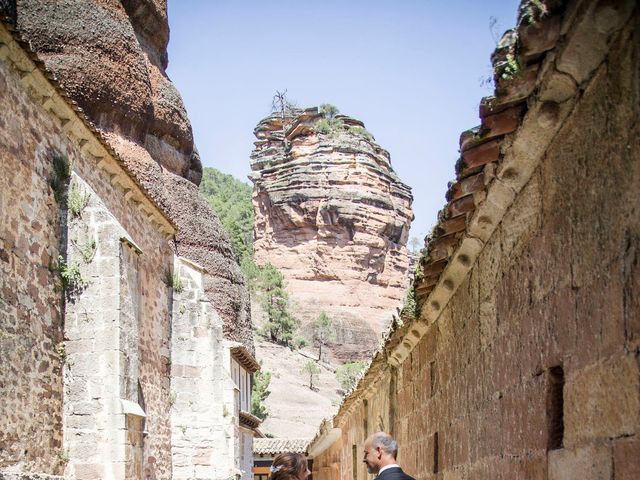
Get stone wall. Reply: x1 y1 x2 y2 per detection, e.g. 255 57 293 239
0 49 65 479
310 1 640 478
170 258 244 480
0 19 173 479
61 171 174 480
0 10 260 480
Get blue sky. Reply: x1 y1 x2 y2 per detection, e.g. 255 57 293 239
166 0 521 242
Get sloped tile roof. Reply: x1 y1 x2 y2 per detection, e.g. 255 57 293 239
253 438 309 455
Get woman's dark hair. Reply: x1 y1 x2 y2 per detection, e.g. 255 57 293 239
270 452 308 480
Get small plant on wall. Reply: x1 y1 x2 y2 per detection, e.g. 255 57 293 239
57 255 89 297
163 269 184 293
68 182 91 218
50 151 71 203
56 448 70 464
71 234 96 264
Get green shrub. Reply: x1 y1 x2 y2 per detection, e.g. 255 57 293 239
251 369 271 420
50 151 70 203
164 269 184 293
400 287 418 320
58 255 88 294
292 336 308 350
316 117 343 135
336 361 367 392
349 126 374 141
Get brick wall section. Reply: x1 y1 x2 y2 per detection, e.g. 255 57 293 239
0 55 65 477
0 20 175 479
311 2 640 478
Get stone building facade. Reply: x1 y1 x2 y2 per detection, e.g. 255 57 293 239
0 13 258 480
309 1 640 479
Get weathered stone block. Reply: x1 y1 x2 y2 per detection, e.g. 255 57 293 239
557 0 633 85
548 444 611 480
613 437 640 480
564 354 640 446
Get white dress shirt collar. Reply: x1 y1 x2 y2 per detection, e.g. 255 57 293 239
379 464 400 475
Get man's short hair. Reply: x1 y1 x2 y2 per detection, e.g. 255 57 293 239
371 432 398 459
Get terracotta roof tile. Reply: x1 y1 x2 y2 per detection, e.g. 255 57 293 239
253 438 310 455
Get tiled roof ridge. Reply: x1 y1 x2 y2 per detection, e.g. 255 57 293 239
416 0 571 286
0 15 177 233
253 438 310 455
314 0 635 432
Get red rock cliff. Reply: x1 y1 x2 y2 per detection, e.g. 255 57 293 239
250 108 413 360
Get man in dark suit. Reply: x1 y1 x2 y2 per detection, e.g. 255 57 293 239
362 432 415 480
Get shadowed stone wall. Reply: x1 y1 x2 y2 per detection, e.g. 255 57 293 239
311 1 640 478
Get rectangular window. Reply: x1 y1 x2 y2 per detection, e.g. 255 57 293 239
240 368 248 411
246 372 251 411
232 359 240 387
433 432 439 474
363 399 369 437
352 444 357 480
547 366 564 450
232 358 252 412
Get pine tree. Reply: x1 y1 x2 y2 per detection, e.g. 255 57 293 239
302 360 321 390
258 263 298 345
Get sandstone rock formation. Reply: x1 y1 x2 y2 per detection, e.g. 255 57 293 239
16 0 253 350
250 108 413 360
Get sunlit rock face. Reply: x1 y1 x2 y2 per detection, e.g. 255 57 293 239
16 0 201 183
16 0 253 350
250 108 414 360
